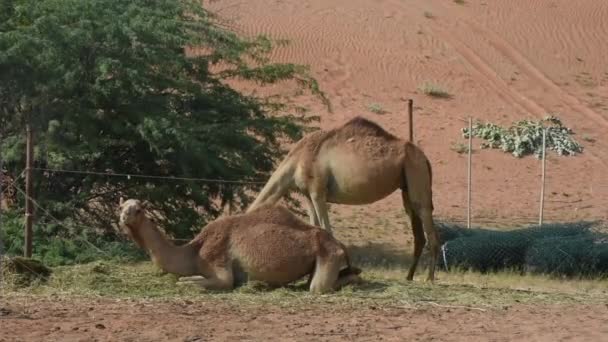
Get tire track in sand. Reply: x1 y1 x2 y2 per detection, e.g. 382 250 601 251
462 19 608 131
457 20 608 168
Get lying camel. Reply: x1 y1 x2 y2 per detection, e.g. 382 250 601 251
118 198 362 293
246 116 440 282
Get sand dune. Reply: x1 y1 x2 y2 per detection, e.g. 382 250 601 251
207 0 608 224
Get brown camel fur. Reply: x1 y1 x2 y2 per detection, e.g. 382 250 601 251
118 198 362 294
246 116 440 282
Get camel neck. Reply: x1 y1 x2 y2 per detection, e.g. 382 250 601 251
137 218 199 276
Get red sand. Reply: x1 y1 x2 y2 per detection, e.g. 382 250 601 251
2 298 608 342
208 0 608 225
5 3 608 341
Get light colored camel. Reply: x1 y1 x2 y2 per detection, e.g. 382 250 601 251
246 116 440 282
118 198 362 293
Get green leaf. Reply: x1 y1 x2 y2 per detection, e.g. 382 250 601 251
0 0 329 255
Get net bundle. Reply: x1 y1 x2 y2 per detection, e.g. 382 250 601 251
436 221 608 278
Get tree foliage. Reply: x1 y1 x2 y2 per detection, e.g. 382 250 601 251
0 0 328 247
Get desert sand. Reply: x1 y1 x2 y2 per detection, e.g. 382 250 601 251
207 0 608 226
2 298 608 341
3 3 608 341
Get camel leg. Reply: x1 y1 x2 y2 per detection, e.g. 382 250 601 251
303 193 320 226
418 206 439 282
309 254 341 294
402 154 439 282
402 190 426 281
177 267 234 291
310 191 333 234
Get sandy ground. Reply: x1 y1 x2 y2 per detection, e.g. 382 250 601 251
1 298 607 341
4 2 608 341
207 0 608 225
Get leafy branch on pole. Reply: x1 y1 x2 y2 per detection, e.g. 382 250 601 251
461 115 583 158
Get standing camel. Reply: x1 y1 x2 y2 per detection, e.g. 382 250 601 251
246 116 440 282
118 198 362 293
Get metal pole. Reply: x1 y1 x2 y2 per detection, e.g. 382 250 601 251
539 128 547 226
408 99 414 142
24 124 34 258
467 117 472 228
0 138 4 279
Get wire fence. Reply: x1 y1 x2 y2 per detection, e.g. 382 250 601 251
1 176 115 284
436 220 608 277
3 166 583 232
32 167 268 185
0 166 274 282
3 164 607 279
2 122 607 282
433 116 608 277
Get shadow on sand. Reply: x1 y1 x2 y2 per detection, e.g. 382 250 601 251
346 242 416 269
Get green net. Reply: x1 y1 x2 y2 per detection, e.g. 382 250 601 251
525 235 608 277
436 221 608 277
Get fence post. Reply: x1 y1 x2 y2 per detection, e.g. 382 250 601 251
0 138 4 269
408 99 414 142
467 117 472 229
539 128 547 226
24 124 34 258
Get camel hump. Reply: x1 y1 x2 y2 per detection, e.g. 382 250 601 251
339 116 399 140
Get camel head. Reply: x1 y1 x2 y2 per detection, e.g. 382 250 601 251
118 197 147 248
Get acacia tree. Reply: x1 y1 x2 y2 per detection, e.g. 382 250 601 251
0 0 327 244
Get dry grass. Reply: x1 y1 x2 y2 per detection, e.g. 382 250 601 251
450 142 470 154
367 103 386 115
4 256 607 309
4 209 607 309
419 82 451 98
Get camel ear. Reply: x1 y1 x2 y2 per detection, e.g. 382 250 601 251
119 197 124 207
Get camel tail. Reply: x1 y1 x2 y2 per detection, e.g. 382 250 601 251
246 159 296 212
